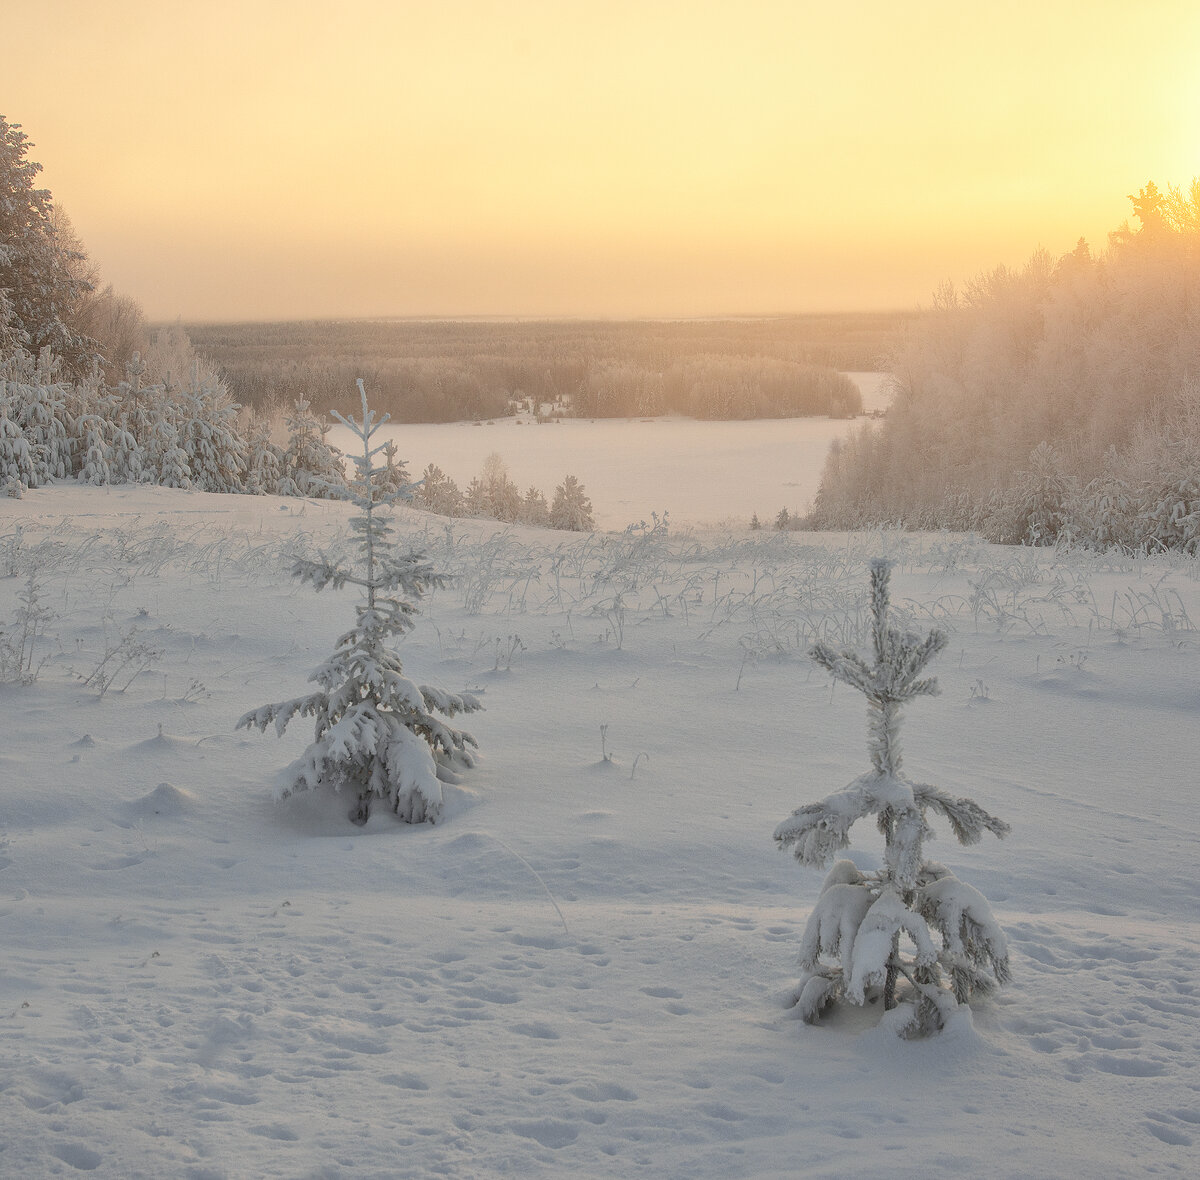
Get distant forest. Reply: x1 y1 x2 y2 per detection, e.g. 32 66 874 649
182 314 914 424
811 181 1200 552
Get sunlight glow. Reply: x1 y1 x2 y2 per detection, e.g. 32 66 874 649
7 0 1198 319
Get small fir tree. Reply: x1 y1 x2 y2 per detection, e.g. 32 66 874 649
417 463 462 516
75 412 113 485
520 485 550 526
0 402 34 489
176 375 247 494
549 474 594 531
376 439 410 496
243 417 284 495
774 559 1010 1037
238 381 481 825
280 398 345 498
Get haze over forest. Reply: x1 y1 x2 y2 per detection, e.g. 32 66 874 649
9 0 1198 322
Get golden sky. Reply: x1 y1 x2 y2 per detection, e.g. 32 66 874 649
8 0 1198 320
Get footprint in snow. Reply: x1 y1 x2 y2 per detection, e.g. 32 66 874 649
49 1143 102 1171
511 1119 579 1148
512 1021 560 1040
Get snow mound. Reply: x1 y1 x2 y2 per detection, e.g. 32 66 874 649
119 782 194 821
130 725 195 754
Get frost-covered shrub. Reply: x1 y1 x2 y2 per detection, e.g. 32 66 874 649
238 382 481 825
775 560 1010 1037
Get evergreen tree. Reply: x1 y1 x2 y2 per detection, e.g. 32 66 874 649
176 375 247 493
479 452 521 522
549 474 594 531
155 416 192 489
243 417 284 495
520 485 550 526
0 115 94 375
463 475 487 517
774 560 1010 1037
280 398 345 497
417 463 462 516
376 439 410 496
0 399 34 490
75 412 113 485
3 353 71 484
238 381 481 825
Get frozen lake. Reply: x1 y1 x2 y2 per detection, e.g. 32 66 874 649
331 373 892 531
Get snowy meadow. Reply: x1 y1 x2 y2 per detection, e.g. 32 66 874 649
2 473 1199 1178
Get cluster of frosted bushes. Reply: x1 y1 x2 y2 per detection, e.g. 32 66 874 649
0 351 347 498
0 350 598 533
817 422 1200 554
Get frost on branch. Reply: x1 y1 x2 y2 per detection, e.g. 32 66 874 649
237 381 480 825
775 559 1010 1036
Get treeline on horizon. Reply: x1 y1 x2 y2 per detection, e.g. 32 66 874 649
183 314 912 424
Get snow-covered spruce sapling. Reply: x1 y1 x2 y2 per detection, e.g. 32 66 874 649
774 559 1010 1037
238 381 481 825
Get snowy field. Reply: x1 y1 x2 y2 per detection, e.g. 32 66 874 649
2 481 1199 1179
328 374 894 532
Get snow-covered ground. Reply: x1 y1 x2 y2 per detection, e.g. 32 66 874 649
2 481 1198 1179
328 373 893 532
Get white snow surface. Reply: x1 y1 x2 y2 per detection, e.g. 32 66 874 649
2 477 1199 1178
328 373 893 531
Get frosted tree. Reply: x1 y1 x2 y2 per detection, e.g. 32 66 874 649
153 413 192 489
478 453 521 522
0 116 94 376
238 381 481 825
243 417 284 495
417 463 462 516
376 439 410 496
549 474 594 531
520 485 549 526
774 559 1010 1037
3 355 71 485
75 412 113 485
176 376 247 493
0 401 34 491
280 398 345 498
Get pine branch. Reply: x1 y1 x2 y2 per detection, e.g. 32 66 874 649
911 781 1011 843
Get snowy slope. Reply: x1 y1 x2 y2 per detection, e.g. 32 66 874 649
1 484 1198 1179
